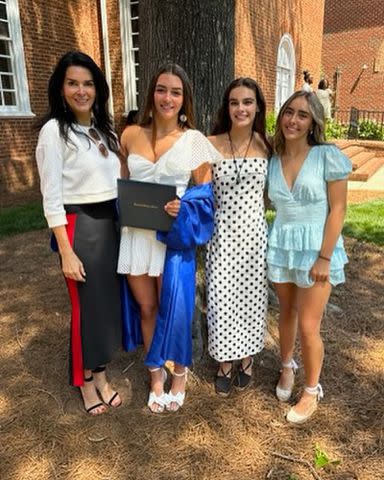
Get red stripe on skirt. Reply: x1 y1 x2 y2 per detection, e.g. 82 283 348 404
64 213 84 386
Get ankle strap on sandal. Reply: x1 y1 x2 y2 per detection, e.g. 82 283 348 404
304 383 324 400
92 365 106 373
281 359 298 371
149 367 162 373
173 368 188 377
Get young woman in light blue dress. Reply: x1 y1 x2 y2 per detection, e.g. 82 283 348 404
267 90 352 423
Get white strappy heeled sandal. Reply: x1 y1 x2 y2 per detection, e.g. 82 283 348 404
286 383 324 424
147 367 169 414
276 359 298 402
166 368 188 412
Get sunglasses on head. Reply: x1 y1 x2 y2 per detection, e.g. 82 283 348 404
88 127 109 158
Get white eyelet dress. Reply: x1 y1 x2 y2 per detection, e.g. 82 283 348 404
117 129 219 276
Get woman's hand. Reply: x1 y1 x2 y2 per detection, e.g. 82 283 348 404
61 249 86 282
164 198 181 217
309 257 330 283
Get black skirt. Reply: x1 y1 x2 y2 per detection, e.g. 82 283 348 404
62 200 122 386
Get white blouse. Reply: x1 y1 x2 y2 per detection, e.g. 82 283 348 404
36 119 120 228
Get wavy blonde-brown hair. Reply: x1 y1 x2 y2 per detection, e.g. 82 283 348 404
273 90 326 156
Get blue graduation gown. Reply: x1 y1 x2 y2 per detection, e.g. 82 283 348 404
121 182 214 367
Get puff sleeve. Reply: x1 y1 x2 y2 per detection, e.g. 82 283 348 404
324 144 352 181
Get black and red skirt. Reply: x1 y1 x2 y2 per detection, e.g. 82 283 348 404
58 200 122 386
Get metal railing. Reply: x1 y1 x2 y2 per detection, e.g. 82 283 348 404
333 108 384 139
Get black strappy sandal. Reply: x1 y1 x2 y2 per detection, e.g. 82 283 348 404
81 375 106 415
92 366 122 408
215 362 234 397
233 357 253 390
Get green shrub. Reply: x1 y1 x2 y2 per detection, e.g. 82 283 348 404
358 119 384 140
266 111 276 136
325 120 348 140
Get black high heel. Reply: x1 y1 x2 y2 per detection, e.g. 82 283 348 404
92 366 122 408
80 375 106 415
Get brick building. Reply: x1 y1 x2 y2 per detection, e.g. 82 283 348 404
0 0 325 206
322 0 384 112
235 0 325 111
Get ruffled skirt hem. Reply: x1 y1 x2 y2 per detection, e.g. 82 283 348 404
267 264 346 287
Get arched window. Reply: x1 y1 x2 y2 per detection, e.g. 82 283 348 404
275 34 295 113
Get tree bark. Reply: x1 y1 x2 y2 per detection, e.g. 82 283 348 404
139 0 235 133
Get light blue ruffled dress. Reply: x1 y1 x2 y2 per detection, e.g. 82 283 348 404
267 144 352 287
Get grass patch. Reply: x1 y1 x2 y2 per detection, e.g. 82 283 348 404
0 201 46 239
0 200 383 247
344 200 384 246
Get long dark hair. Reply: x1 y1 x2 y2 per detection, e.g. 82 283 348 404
211 77 273 157
303 70 313 84
38 51 119 153
139 62 195 129
273 90 326 156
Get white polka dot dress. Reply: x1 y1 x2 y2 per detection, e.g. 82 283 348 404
205 157 268 362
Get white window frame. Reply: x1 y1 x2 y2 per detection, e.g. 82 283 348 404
119 0 139 114
0 0 33 117
275 33 296 114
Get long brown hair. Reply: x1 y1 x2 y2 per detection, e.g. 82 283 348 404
211 77 273 158
139 63 195 130
273 90 326 156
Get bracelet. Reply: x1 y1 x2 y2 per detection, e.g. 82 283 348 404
318 254 331 262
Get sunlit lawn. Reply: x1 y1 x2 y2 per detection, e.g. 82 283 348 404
0 200 383 246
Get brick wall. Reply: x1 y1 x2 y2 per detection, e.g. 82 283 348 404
322 0 384 112
0 0 101 207
106 0 126 136
2 0 327 206
234 0 325 113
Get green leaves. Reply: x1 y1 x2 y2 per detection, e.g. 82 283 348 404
314 443 341 470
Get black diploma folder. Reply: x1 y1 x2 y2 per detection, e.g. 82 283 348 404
117 179 176 231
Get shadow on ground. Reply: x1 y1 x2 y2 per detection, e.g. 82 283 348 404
0 230 383 480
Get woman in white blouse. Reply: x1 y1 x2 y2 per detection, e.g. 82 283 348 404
36 51 122 416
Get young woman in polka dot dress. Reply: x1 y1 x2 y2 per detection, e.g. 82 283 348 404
205 78 273 396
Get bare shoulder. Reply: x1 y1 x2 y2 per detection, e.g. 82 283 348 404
254 131 270 157
207 133 226 150
120 124 144 145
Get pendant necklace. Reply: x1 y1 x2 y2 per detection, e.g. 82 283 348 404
228 132 253 184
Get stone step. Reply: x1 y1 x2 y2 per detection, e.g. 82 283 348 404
334 140 350 149
349 156 384 181
342 145 365 158
350 151 376 171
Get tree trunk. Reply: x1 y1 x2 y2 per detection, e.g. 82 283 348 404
139 0 235 133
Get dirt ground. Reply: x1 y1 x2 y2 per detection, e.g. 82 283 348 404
0 228 383 480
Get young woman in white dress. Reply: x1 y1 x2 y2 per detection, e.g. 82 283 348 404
118 63 214 413
206 78 273 396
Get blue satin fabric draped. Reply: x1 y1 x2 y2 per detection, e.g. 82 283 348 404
121 182 214 367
